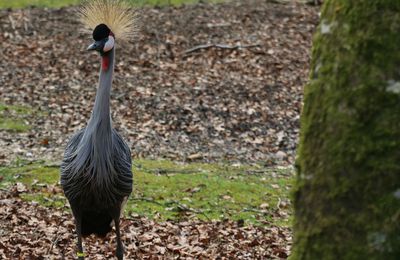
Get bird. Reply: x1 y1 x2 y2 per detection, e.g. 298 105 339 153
60 1 137 259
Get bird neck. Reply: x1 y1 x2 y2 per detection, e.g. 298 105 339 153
87 48 115 134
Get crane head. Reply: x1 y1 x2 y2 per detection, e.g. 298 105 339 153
79 0 138 47
87 24 115 54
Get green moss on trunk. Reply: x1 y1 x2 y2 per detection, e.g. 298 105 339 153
291 1 400 259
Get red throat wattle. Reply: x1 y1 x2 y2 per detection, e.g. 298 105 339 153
102 55 110 71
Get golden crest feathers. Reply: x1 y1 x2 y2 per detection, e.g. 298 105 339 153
79 0 138 41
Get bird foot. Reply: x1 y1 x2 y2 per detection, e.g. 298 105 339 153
77 251 85 260
116 244 124 260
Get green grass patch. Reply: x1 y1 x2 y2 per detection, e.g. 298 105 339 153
0 104 33 132
0 118 30 132
0 0 224 9
0 159 294 226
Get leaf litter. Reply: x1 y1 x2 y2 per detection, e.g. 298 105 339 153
0 1 319 166
0 188 291 259
0 1 320 258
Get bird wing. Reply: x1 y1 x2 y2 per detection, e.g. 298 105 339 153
112 129 133 197
60 129 85 183
60 128 132 204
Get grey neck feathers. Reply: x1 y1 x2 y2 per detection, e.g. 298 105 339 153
68 48 117 192
88 48 115 134
83 48 115 162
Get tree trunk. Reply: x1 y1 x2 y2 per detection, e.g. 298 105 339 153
291 1 400 259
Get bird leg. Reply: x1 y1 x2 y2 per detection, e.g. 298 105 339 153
72 208 85 260
76 220 84 259
113 210 124 260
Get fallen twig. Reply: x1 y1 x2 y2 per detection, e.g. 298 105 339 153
182 43 262 56
174 203 211 221
130 197 165 206
47 233 61 255
131 197 211 220
143 168 199 175
242 207 268 214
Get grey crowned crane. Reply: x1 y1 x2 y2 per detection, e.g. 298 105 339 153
60 1 137 259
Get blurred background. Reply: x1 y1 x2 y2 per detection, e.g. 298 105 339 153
0 0 227 8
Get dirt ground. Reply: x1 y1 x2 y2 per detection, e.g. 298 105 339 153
0 0 319 166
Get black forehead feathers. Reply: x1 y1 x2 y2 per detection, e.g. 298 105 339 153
93 24 111 41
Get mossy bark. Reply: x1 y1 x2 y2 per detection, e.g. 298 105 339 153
291 1 400 259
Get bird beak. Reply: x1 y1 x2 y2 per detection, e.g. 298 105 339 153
87 41 101 51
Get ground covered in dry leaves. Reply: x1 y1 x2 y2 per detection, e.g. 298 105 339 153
0 188 291 259
0 0 318 165
0 1 320 259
